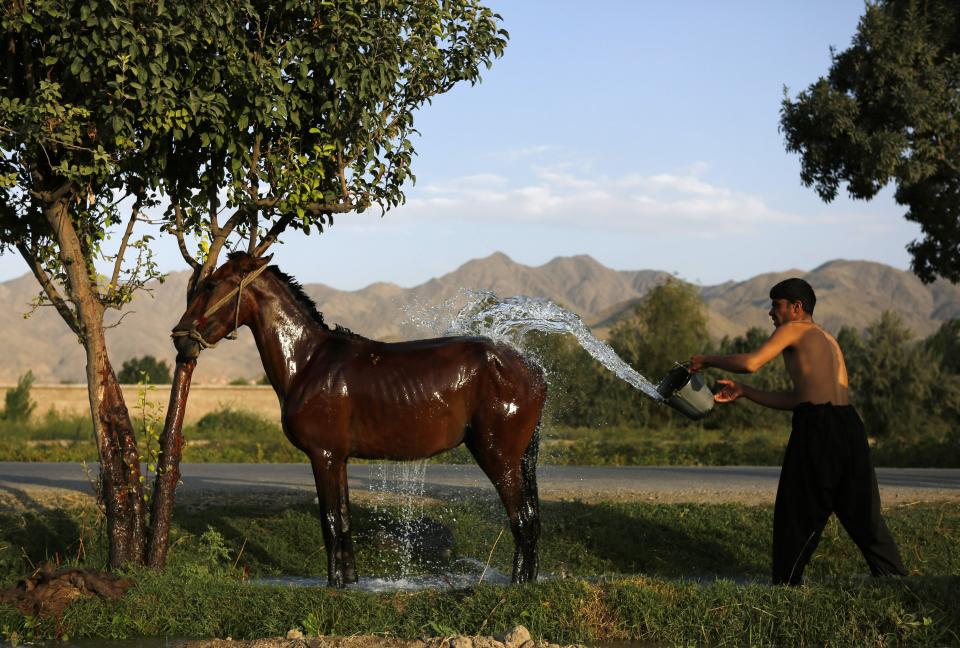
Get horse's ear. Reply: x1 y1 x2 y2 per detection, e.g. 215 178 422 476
257 254 273 267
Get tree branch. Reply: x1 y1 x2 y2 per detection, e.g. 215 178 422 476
303 199 366 216
28 179 77 204
255 213 295 256
247 133 261 254
16 240 82 336
172 203 200 271
108 198 141 300
253 197 367 257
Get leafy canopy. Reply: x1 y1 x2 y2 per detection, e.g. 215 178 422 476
780 0 960 283
154 0 508 283
1 0 508 304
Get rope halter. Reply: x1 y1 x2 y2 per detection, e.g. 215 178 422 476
171 261 270 350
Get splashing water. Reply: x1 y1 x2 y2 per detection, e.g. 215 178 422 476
368 460 428 577
445 290 664 402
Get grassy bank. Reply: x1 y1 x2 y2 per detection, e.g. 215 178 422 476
2 407 957 467
1 495 958 644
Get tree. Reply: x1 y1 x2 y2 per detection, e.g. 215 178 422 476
118 356 172 384
608 279 709 425
610 279 708 380
2 371 36 422
840 312 939 439
924 319 960 373
1 0 506 569
157 0 509 299
780 0 960 283
840 314 960 443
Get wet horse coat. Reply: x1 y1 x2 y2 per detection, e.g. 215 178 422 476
173 253 546 586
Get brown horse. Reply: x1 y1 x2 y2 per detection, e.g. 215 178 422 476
172 252 546 587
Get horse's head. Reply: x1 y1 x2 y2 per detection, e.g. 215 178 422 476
171 252 272 361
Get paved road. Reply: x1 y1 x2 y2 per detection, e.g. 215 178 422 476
1 462 957 504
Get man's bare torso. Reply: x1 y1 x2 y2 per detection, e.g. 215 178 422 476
780 321 850 406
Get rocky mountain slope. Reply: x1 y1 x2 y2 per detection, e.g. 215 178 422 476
1 253 956 384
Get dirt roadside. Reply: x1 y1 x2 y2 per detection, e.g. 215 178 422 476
183 626 579 648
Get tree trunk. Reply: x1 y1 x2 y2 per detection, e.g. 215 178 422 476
85 328 147 566
147 359 196 568
45 200 146 567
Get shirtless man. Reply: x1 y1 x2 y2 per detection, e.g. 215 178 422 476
689 278 907 585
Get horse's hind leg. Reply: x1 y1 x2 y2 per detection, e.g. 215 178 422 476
466 428 541 584
310 453 353 587
518 423 542 582
338 464 357 584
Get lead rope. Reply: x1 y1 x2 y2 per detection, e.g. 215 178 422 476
171 262 270 350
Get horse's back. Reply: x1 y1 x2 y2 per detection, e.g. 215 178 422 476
282 334 544 460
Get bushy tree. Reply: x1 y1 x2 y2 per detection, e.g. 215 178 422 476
781 0 960 282
2 371 36 422
840 312 941 439
610 279 708 380
606 279 710 425
118 356 172 384
924 319 960 373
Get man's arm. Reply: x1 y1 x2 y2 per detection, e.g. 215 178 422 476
714 379 798 410
690 323 801 374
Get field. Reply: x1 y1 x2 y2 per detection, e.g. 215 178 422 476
0 490 958 646
2 386 959 645
10 383 282 425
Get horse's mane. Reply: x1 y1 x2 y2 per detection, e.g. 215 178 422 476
228 252 366 340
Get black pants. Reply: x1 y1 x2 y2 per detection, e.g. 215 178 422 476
772 402 907 585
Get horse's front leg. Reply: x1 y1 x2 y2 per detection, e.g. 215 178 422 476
310 453 350 587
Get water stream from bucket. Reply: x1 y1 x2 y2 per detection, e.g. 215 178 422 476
443 290 664 401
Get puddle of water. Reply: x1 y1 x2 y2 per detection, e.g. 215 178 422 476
253 557 510 591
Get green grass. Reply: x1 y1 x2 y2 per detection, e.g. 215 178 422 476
3 407 958 467
1 496 958 644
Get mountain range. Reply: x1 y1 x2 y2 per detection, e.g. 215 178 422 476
1 252 957 384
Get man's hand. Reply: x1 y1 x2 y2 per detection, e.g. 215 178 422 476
689 355 708 372
713 379 743 403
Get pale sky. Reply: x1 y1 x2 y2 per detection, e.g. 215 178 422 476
0 1 923 290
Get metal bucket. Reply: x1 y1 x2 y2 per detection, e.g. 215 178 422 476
657 364 715 420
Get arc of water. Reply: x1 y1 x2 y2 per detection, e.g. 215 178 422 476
444 290 664 402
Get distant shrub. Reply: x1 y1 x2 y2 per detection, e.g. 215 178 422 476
3 371 36 422
229 377 251 385
192 408 276 440
118 355 172 384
